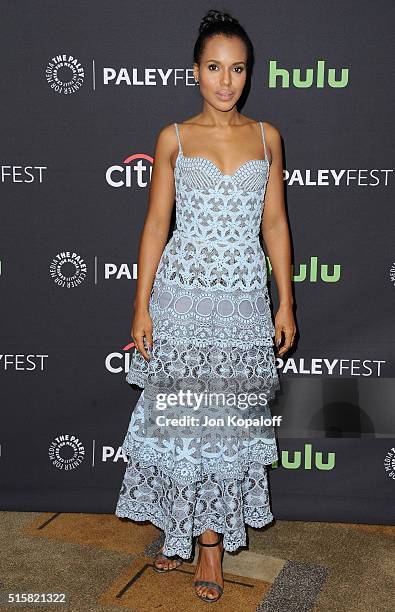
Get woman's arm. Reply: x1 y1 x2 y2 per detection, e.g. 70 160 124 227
261 123 296 356
131 124 177 360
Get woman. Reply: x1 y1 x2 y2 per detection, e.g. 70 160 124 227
115 8 295 604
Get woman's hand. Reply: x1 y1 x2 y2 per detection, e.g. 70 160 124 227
274 304 297 357
131 307 153 362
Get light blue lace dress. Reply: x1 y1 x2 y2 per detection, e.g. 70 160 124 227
115 121 281 558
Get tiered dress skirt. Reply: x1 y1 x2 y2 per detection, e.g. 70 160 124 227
115 269 280 559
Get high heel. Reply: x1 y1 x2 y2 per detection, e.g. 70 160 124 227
194 534 224 603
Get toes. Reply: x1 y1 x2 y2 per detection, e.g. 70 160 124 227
155 557 168 570
200 587 217 600
155 556 181 571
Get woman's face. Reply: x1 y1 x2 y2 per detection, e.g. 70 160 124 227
193 34 247 109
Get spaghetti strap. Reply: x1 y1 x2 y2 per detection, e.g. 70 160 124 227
259 121 267 161
174 122 183 155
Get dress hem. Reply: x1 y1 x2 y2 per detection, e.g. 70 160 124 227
115 505 274 559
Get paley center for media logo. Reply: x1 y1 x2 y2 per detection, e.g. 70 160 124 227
49 434 85 470
49 252 138 287
45 54 85 94
390 261 395 286
383 447 395 480
49 251 87 288
45 54 195 94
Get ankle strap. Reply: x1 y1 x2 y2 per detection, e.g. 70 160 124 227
197 535 223 547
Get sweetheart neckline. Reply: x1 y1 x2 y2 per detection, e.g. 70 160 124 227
174 151 270 179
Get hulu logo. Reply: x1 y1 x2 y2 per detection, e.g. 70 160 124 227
272 443 336 470
267 256 341 283
268 60 349 88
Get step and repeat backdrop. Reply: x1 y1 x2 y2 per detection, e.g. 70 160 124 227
1 2 394 523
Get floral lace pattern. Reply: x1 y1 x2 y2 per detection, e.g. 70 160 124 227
119 390 279 484
115 121 280 556
144 276 275 348
115 456 274 559
156 230 271 292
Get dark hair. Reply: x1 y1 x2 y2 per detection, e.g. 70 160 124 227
193 9 254 74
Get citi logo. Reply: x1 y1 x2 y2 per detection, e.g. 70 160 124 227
272 443 336 470
106 153 153 188
267 256 341 283
268 59 349 88
105 341 136 374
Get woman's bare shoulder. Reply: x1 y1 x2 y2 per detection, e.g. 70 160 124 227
155 118 201 154
262 120 282 141
156 122 178 139
155 118 200 145
153 122 180 157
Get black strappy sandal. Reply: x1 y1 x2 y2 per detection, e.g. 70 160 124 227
153 547 183 573
194 534 224 603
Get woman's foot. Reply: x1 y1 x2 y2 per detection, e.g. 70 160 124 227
153 546 183 572
194 529 224 602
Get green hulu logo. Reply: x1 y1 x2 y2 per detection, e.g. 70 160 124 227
268 59 349 88
267 256 341 282
272 443 336 470
293 257 341 282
